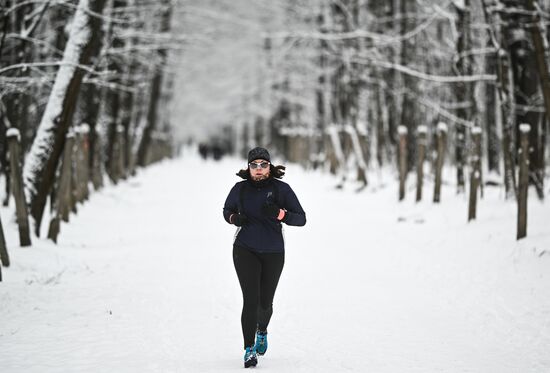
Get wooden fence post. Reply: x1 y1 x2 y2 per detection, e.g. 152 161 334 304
416 125 427 202
433 122 448 203
62 132 75 222
127 130 137 177
0 212 9 281
91 128 103 190
398 125 408 201
70 131 79 214
502 127 517 199
73 127 84 203
48 131 75 242
116 125 125 179
7 128 31 246
517 124 530 240
468 126 482 221
75 125 90 202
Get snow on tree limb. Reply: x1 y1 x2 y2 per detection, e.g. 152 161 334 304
0 61 105 77
519 124 531 133
437 122 449 133
471 126 482 135
24 0 92 198
264 8 440 47
355 58 497 84
6 128 21 141
23 0 104 235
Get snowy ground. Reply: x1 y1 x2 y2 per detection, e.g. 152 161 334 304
1 153 549 372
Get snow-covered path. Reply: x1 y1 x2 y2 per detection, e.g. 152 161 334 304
1 154 549 372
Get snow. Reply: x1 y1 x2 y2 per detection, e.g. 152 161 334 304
6 128 21 140
471 126 482 135
519 124 531 133
344 124 367 170
452 0 465 11
437 121 448 133
397 125 407 135
1 152 550 372
327 124 346 169
75 124 90 134
356 120 368 136
417 125 427 134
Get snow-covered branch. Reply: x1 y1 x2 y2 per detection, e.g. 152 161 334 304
353 57 497 83
0 61 107 78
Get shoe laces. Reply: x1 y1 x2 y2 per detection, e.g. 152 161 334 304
256 332 267 346
245 347 256 359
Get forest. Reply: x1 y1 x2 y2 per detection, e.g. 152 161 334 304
0 0 548 259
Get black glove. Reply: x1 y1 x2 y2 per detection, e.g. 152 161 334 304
232 213 248 227
261 203 281 219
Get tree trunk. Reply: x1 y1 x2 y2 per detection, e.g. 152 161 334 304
481 0 517 197
526 0 548 199
507 3 543 199
0 106 11 206
468 127 482 221
400 0 417 172
7 130 32 246
485 47 500 173
454 0 475 193
103 0 124 182
0 212 9 268
23 0 107 236
434 122 448 203
398 126 408 201
137 0 172 167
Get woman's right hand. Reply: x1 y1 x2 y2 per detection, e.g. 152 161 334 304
230 213 248 227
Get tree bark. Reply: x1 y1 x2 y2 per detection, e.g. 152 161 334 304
481 0 517 197
468 127 482 221
434 122 448 203
0 211 9 268
526 0 548 199
398 126 408 201
485 52 500 173
400 0 417 172
8 130 32 246
137 0 172 167
454 0 475 193
23 0 107 236
507 3 542 199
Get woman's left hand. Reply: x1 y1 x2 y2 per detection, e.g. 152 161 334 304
261 203 285 220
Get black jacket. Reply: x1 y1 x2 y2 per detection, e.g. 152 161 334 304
223 178 306 252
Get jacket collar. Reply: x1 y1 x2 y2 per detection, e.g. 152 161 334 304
247 176 273 189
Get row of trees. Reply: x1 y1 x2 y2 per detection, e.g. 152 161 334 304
221 0 549 239
0 0 180 278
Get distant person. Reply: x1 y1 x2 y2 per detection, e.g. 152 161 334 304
198 143 208 159
212 144 223 160
223 147 306 368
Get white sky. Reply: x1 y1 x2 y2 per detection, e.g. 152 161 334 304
169 0 287 142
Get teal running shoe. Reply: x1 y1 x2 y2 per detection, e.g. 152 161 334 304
244 346 257 368
254 331 268 356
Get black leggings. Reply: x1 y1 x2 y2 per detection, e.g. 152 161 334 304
233 244 285 349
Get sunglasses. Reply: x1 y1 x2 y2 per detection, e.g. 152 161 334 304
249 162 270 169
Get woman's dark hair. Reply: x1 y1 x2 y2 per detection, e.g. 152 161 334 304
237 164 286 180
